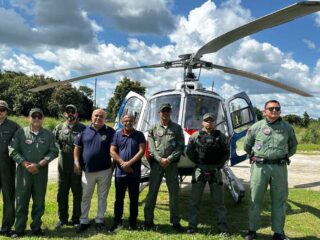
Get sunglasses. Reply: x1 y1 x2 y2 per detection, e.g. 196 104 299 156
66 110 76 114
31 114 43 120
266 107 281 112
0 108 7 112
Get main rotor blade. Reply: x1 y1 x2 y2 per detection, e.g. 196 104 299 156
29 63 165 92
194 1 320 58
212 64 312 97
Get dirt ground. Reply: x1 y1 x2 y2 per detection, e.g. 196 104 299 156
48 154 320 190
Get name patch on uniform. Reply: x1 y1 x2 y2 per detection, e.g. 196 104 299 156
263 127 271 135
275 129 284 134
101 135 107 141
39 138 45 144
25 139 33 145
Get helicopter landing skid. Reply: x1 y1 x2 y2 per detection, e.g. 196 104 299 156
222 166 245 204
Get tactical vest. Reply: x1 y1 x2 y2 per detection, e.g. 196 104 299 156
195 130 227 165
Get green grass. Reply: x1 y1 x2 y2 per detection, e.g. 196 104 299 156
0 181 319 239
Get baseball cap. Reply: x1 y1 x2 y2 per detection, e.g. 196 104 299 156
65 104 77 112
29 108 44 117
0 100 10 111
159 103 172 112
202 112 216 121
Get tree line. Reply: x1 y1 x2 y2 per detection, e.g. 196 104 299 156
0 71 94 119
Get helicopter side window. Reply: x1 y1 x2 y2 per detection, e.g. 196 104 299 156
120 97 143 128
229 98 254 133
142 94 181 131
184 95 226 134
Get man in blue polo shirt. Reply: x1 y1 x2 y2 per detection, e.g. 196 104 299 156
74 109 115 233
109 114 146 232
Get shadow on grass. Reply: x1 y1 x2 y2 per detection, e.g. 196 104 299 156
287 199 320 219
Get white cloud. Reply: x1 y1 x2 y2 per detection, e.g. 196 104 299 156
83 0 176 35
315 12 320 27
1 54 45 75
303 39 316 49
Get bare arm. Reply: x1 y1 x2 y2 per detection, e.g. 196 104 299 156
110 145 125 165
73 145 82 175
126 143 146 167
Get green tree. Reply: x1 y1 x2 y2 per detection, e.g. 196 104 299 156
301 111 310 128
48 84 93 119
283 114 302 126
0 71 93 118
254 107 263 120
106 77 146 120
0 71 54 115
79 86 94 99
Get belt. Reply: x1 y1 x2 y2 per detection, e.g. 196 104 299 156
251 157 290 165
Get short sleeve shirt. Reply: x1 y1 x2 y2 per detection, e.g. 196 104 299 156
111 129 146 178
74 125 115 172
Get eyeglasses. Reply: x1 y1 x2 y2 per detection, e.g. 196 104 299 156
266 107 281 112
31 114 43 120
0 108 7 112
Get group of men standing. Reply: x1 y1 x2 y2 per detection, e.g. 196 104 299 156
0 98 297 240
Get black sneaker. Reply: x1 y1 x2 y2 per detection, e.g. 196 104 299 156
172 223 183 232
187 227 196 234
0 229 12 236
245 230 257 240
10 231 24 238
218 223 229 236
32 227 44 236
108 221 122 233
76 223 90 233
143 221 154 230
128 224 137 231
273 232 290 240
55 220 67 229
72 220 80 227
95 223 104 232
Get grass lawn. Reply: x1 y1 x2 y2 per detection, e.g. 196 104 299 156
0 181 319 239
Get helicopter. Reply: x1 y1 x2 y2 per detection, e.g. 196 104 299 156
29 1 320 203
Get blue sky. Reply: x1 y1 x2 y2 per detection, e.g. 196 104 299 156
1 0 320 118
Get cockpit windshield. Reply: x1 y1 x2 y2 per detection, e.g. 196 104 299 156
184 95 225 132
142 94 181 132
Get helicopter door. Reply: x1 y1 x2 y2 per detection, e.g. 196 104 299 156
114 91 147 131
225 92 256 166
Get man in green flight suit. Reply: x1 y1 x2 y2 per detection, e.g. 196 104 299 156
0 100 20 236
244 100 297 240
186 113 230 235
53 105 85 229
9 108 58 238
144 103 185 231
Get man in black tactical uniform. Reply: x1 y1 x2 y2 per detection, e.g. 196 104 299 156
53 105 85 229
186 113 230 235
